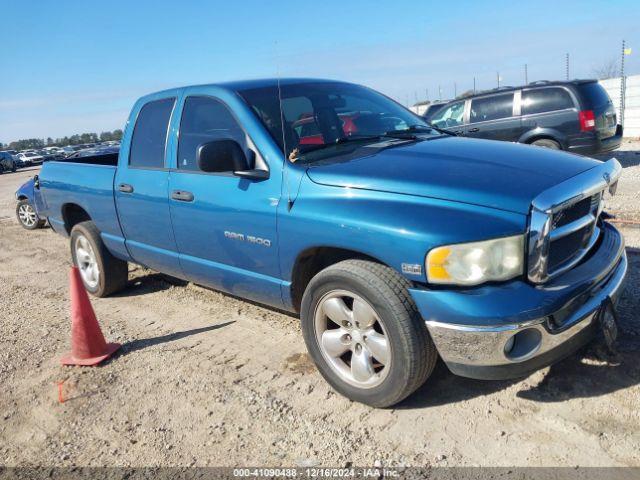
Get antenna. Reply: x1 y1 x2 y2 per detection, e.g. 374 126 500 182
274 41 293 211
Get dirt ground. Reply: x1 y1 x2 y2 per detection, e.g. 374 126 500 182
1 141 639 468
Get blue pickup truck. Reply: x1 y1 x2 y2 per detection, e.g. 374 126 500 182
26 79 626 407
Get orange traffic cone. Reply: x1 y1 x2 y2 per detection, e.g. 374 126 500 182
60 266 121 366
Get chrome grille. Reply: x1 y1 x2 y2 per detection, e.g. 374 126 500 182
527 158 621 284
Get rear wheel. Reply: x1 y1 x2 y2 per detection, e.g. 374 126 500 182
70 221 128 297
531 138 561 150
16 199 45 230
300 260 437 407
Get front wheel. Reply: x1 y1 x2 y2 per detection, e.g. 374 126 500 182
16 199 45 230
70 221 128 297
300 260 437 407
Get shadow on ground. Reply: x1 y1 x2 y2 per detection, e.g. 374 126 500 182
120 321 235 356
113 272 188 297
595 147 640 167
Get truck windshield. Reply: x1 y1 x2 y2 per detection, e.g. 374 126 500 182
239 82 439 163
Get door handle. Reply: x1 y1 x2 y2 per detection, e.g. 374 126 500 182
171 190 194 202
468 127 480 133
118 183 134 193
452 130 463 135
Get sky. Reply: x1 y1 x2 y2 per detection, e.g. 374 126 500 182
1 0 639 144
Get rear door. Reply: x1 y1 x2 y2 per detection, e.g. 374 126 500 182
167 89 282 306
575 82 617 139
114 94 183 278
465 92 520 141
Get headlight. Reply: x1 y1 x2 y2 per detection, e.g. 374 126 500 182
426 234 524 286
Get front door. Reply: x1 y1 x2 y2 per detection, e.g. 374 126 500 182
465 92 521 141
429 100 466 135
168 93 282 307
114 95 183 278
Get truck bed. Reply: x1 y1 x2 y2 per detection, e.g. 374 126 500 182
38 158 127 259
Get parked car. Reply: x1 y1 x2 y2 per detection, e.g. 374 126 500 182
17 151 44 166
0 151 18 173
429 80 622 155
15 176 46 229
37 149 63 162
33 79 626 407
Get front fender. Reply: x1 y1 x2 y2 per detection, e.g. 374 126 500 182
278 176 527 285
15 178 35 202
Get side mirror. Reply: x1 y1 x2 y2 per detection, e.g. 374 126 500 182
197 139 249 174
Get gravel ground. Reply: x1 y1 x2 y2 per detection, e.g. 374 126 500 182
0 143 639 468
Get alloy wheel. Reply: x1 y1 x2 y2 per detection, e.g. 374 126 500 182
314 290 391 388
18 203 37 227
74 234 100 288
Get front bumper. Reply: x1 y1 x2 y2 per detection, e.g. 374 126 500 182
409 222 627 380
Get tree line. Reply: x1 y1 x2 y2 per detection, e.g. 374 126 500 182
0 129 123 151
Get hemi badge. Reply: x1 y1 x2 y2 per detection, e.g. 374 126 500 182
402 263 422 275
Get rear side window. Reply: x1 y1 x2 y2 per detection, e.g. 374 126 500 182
129 98 175 168
522 88 574 115
576 82 612 108
470 93 514 123
177 96 247 171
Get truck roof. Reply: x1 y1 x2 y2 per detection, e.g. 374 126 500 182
143 78 350 99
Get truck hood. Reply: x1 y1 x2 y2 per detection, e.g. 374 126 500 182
306 137 600 214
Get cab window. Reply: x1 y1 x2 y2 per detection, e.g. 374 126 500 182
177 96 248 172
129 98 175 169
469 93 514 123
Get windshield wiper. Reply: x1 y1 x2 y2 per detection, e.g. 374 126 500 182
297 134 408 156
385 124 456 137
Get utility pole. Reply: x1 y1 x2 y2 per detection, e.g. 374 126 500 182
565 53 569 80
620 40 626 127
497 72 500 88
454 82 457 98
438 85 442 100
524 64 528 84
473 77 476 93
425 88 429 101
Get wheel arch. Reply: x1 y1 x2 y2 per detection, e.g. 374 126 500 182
519 128 566 148
61 203 92 234
290 246 394 313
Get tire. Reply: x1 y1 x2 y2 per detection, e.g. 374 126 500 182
300 259 438 407
16 199 45 230
70 221 128 297
531 138 561 150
